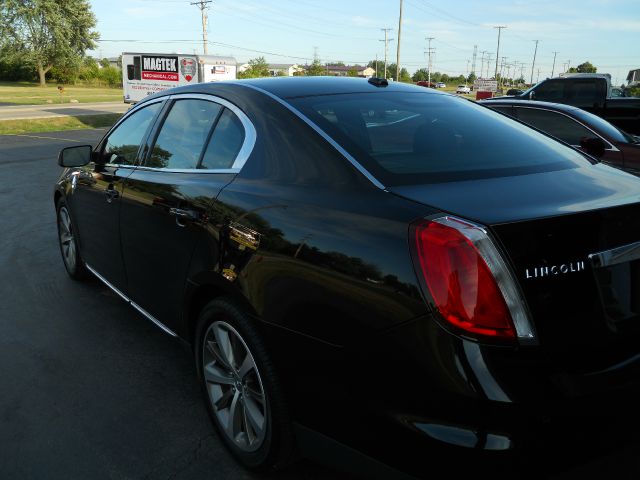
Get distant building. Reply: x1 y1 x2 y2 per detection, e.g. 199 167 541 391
268 63 304 76
325 65 375 78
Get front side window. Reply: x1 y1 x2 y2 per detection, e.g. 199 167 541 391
102 102 161 165
289 92 593 186
147 99 221 169
515 108 596 146
531 80 564 101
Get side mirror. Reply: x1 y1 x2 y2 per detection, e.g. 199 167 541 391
528 91 535 100
58 145 92 167
580 136 607 158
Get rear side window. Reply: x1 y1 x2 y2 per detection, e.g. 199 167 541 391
289 92 592 185
566 80 600 107
102 102 161 165
147 99 221 169
200 108 245 169
515 107 595 146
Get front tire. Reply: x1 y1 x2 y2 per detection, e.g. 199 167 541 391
195 299 294 471
56 199 88 280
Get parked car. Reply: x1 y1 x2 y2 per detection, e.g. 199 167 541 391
54 77 640 478
503 73 640 134
456 84 471 94
480 98 640 172
435 82 446 88
416 80 435 88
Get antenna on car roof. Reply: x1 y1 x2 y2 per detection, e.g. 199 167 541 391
368 77 388 87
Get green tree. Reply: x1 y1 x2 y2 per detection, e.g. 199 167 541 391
99 57 111 68
306 59 326 76
412 68 429 82
467 72 477 83
0 0 99 86
347 67 358 77
568 61 597 73
237 56 270 79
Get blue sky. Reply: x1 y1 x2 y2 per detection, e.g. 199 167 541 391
89 0 639 85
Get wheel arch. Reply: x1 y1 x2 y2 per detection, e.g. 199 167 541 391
183 273 259 346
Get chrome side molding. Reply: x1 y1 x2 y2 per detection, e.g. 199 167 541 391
85 264 178 337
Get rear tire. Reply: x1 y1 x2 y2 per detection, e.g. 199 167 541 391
195 298 295 471
56 199 88 281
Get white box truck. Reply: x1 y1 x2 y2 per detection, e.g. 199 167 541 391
122 53 237 103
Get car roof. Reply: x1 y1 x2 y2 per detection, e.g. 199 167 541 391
479 98 583 113
143 76 443 102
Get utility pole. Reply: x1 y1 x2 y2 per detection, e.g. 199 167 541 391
551 51 558 77
494 26 506 79
379 28 393 79
500 56 507 85
396 0 404 81
537 68 540 83
375 54 378 77
471 45 477 77
191 0 212 55
485 53 492 78
466 59 470 80
530 39 539 85
426 37 435 86
480 50 487 79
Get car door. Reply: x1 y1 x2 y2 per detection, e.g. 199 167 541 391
70 100 163 292
119 94 252 333
513 106 624 167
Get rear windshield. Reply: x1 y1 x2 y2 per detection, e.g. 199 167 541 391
289 92 591 185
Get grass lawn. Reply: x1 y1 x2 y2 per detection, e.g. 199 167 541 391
0 113 122 135
0 81 123 105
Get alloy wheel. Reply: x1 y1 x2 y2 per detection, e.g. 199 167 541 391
202 320 268 452
58 206 77 272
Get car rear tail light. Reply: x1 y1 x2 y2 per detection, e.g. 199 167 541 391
413 216 535 343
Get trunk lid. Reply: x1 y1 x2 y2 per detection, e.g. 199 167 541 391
391 163 640 371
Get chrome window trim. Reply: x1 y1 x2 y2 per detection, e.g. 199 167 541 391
514 105 619 152
85 263 178 338
133 166 239 174
147 93 256 173
236 83 387 191
588 240 640 268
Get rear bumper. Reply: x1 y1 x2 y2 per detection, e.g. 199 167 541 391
294 315 640 477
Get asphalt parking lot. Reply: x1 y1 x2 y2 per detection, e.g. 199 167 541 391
2 127 640 479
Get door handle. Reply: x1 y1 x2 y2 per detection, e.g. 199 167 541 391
104 188 119 203
169 207 198 226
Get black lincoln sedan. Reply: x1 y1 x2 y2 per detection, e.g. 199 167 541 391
54 77 640 478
